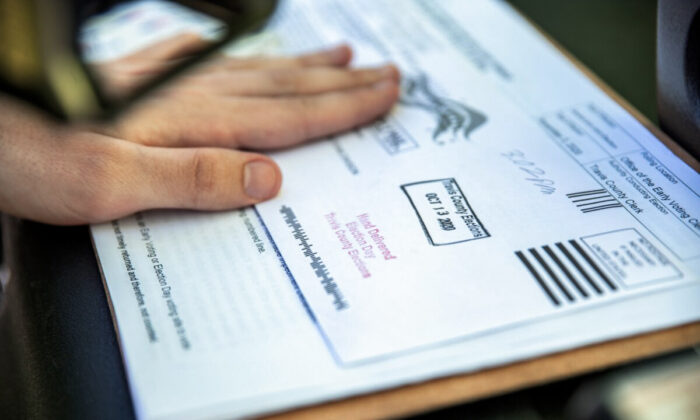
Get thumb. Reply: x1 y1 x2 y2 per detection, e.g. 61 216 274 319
97 143 282 219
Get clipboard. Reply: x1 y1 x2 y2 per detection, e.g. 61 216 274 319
266 9 700 420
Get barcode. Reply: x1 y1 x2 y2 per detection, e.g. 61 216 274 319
566 189 622 213
515 239 617 307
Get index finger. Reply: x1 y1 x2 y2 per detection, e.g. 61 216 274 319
113 79 400 150
204 44 353 72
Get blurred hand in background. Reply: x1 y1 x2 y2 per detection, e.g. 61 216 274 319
0 37 400 225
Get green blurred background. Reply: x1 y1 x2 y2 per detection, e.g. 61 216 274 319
507 0 658 123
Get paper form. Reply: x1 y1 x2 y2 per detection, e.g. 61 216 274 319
90 0 700 418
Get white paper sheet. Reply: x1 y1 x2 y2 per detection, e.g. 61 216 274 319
90 1 700 418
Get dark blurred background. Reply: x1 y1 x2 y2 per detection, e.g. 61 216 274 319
508 0 658 124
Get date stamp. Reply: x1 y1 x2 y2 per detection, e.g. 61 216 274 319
401 178 490 246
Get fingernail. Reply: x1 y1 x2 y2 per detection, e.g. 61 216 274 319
380 65 399 80
244 160 279 200
373 79 395 90
328 44 349 60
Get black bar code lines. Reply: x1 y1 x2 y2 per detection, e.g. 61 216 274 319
515 239 617 307
568 239 617 290
515 250 560 306
566 189 622 213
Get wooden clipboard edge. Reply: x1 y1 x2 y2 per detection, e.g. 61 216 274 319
268 322 700 420
265 4 700 420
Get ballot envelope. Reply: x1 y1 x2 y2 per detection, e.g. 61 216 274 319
90 1 700 419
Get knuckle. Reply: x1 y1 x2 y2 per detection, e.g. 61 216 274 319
62 141 124 222
292 97 316 139
353 68 373 84
298 53 316 66
188 149 220 207
268 69 303 92
339 93 367 124
356 95 379 124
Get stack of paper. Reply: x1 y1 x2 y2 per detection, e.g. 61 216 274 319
91 0 700 418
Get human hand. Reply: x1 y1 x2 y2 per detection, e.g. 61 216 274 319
89 33 210 98
0 43 400 225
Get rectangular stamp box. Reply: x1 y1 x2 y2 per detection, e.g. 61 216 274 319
401 178 490 246
373 117 419 155
581 228 682 287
